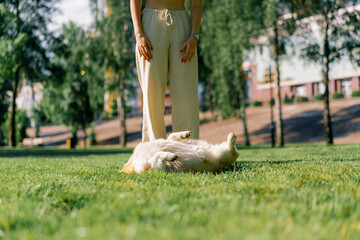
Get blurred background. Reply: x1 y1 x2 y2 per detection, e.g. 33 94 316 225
0 0 359 148
50 0 93 31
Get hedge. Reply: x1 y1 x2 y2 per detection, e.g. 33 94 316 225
252 100 263 107
295 96 309 103
351 90 360 98
313 93 325 101
332 91 344 99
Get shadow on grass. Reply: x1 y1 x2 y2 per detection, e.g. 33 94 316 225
0 148 133 158
235 144 274 150
225 157 360 172
224 159 304 172
250 104 360 143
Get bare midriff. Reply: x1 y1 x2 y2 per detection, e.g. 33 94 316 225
146 0 186 10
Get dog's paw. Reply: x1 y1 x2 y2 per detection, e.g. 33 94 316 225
151 159 164 170
181 131 192 139
165 153 178 162
228 132 237 147
150 152 178 170
167 131 192 141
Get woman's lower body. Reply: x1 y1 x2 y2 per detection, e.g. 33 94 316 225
136 8 199 142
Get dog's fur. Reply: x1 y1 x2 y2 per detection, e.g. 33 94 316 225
121 131 239 173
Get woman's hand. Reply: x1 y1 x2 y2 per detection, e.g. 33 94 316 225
180 36 197 63
136 33 153 61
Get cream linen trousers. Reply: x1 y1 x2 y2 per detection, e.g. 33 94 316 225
136 8 199 142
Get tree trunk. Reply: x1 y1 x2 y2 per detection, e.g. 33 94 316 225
83 126 87 149
9 69 20 147
117 81 127 147
239 69 250 146
274 19 284 147
9 0 21 147
269 65 276 148
322 8 334 145
71 124 78 149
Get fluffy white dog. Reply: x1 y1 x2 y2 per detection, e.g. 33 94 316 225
122 131 239 173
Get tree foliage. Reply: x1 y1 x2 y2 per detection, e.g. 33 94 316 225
0 78 11 145
88 0 136 146
41 22 106 145
293 0 360 144
295 0 360 65
0 0 59 146
199 0 266 145
200 0 266 119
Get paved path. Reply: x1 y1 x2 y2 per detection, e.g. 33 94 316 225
27 98 360 146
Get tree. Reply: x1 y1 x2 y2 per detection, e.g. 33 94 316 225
0 0 58 147
199 0 266 145
93 0 136 147
261 0 298 147
41 22 105 148
294 0 360 144
0 78 11 145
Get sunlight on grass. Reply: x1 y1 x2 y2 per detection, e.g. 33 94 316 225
0 144 359 239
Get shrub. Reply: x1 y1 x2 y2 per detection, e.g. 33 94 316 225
89 124 97 146
71 126 78 147
1 109 31 145
283 95 292 104
17 109 30 142
251 100 263 107
126 105 133 114
351 90 360 98
0 123 6 146
332 92 344 99
102 113 111 121
295 96 309 103
200 103 209 112
268 98 275 106
32 106 48 137
111 99 118 117
313 93 325 101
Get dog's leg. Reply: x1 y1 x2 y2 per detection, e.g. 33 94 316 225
167 131 192 141
227 132 237 149
122 156 135 173
148 151 178 170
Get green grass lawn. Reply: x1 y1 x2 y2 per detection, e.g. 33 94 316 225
0 144 360 240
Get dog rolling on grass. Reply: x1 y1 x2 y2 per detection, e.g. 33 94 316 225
122 131 239 173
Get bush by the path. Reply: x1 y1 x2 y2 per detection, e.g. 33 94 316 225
251 100 263 107
351 89 360 98
295 96 309 103
332 91 344 99
313 93 325 101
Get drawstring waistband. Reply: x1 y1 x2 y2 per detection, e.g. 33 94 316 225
160 9 173 26
143 8 188 26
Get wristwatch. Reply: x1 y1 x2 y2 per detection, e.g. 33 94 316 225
191 33 200 40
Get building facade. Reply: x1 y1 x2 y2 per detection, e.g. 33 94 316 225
244 44 360 103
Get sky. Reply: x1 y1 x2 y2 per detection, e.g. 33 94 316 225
49 0 93 32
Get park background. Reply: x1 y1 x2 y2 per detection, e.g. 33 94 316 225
1 0 360 239
1 0 360 148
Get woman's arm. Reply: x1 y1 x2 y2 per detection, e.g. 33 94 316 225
130 0 153 61
130 0 143 35
180 0 203 63
190 0 203 34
